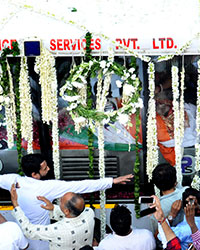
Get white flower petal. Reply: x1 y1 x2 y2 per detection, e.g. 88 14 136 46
123 84 135 96
129 68 135 73
74 117 86 123
116 80 122 88
0 96 4 103
117 113 129 125
100 60 106 69
63 95 80 102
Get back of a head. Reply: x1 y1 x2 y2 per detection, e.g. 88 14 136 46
152 163 177 191
182 187 200 208
21 153 45 177
65 193 85 217
110 205 131 236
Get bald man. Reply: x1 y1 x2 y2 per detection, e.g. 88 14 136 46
11 184 95 250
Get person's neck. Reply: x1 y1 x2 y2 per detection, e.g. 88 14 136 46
117 228 132 236
162 187 175 196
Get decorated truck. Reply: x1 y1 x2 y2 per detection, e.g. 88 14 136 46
0 0 200 229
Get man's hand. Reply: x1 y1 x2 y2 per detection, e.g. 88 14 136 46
185 202 195 227
169 199 182 219
37 196 54 211
113 174 134 184
10 183 19 208
184 202 198 234
151 195 165 222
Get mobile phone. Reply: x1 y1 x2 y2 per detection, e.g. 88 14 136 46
188 199 195 205
138 196 155 204
140 207 156 217
183 199 195 208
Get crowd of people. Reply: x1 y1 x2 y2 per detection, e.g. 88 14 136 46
0 153 200 249
0 153 133 250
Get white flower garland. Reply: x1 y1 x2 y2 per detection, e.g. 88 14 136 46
157 40 192 62
95 49 114 240
97 122 106 240
5 101 14 148
7 61 17 133
146 62 158 181
4 61 17 148
192 59 200 189
180 63 185 139
35 49 53 125
35 47 60 179
171 66 182 184
96 70 103 111
19 56 33 154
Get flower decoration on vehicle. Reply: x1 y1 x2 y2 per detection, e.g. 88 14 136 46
171 65 183 184
19 56 33 154
146 62 158 181
60 53 142 133
60 46 142 236
0 42 20 148
35 46 60 179
192 59 200 190
0 60 16 149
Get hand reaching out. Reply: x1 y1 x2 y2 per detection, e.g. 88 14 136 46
113 174 134 184
37 196 54 211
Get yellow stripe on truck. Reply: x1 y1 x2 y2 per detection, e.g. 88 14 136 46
0 204 116 210
85 204 115 209
0 206 13 210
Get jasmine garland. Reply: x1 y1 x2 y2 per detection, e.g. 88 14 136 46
171 65 182 184
35 46 60 179
146 62 158 181
192 59 200 189
19 57 33 154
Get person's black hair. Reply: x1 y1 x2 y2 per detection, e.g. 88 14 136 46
79 245 93 250
65 194 85 217
110 205 131 236
182 187 200 208
152 163 177 191
93 217 112 244
21 153 45 177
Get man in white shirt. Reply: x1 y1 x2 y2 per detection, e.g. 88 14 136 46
0 153 133 250
97 205 156 250
11 184 94 250
0 214 28 250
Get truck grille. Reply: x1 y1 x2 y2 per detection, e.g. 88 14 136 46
61 156 119 180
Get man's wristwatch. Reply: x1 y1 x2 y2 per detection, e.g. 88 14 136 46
167 215 173 221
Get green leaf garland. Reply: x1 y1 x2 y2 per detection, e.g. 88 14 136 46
0 42 22 174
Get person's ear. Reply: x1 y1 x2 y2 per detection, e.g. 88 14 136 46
63 208 70 217
31 172 40 179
